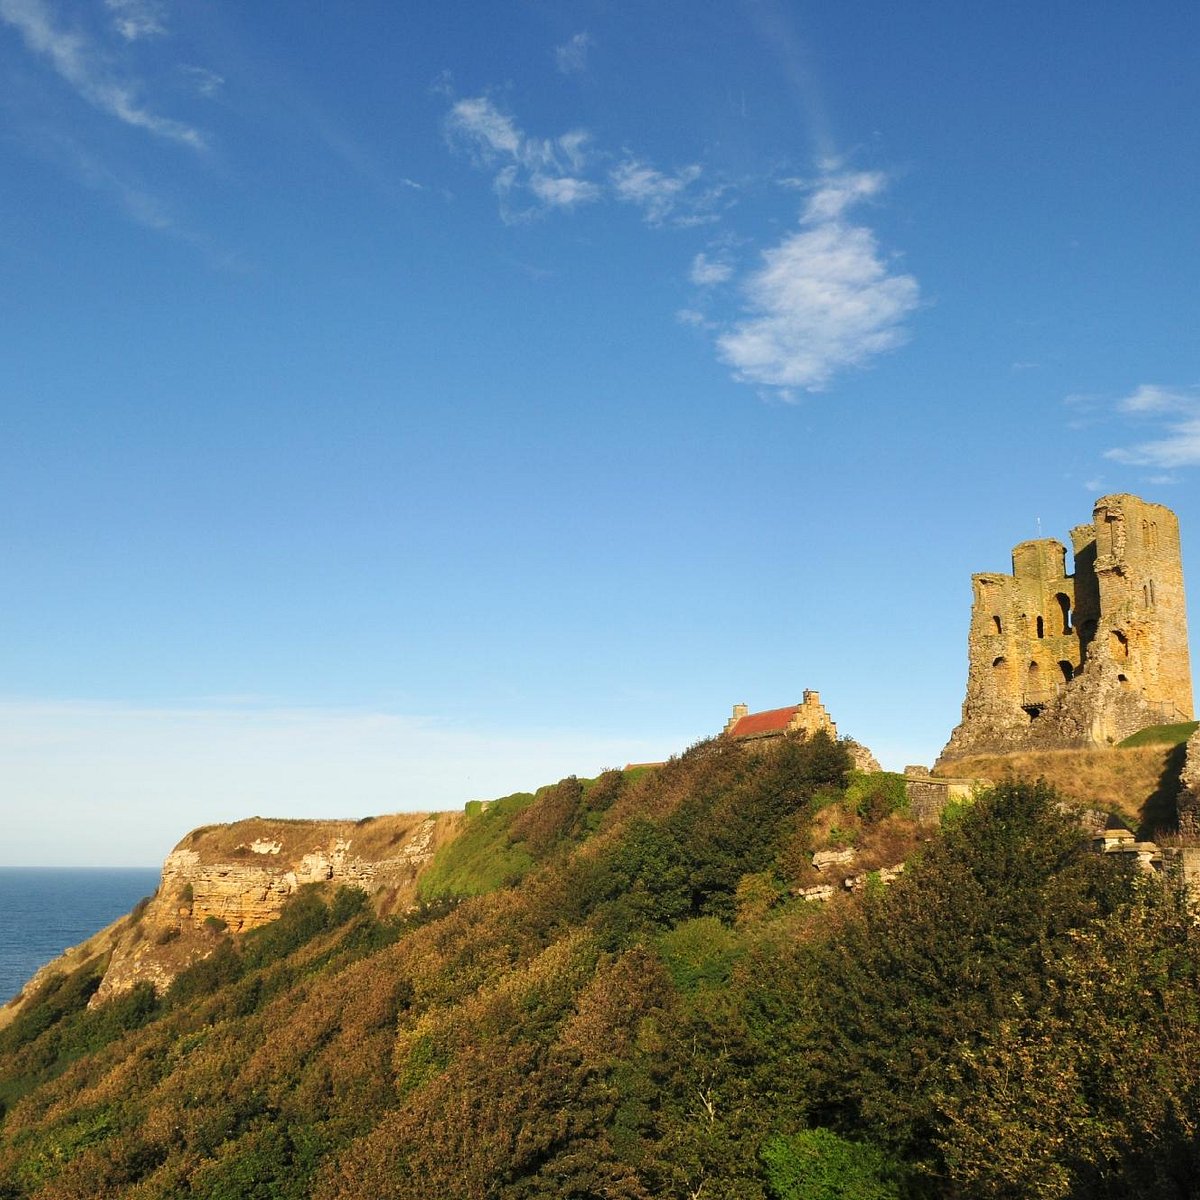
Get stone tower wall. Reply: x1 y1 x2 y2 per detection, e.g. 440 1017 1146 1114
1089 495 1193 724
939 494 1193 764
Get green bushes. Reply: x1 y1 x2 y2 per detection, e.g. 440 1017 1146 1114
844 771 907 823
804 781 1143 1169
761 1129 910 1200
591 732 851 932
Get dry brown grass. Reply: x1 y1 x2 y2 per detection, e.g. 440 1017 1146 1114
935 745 1184 833
178 810 460 864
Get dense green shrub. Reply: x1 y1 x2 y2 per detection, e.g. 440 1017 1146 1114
761 1129 910 1200
805 781 1139 1165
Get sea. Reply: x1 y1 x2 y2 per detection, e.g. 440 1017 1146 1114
0 868 161 1004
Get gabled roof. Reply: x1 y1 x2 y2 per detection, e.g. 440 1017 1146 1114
727 705 799 739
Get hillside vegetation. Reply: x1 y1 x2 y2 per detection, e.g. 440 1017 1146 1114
1 734 1198 1199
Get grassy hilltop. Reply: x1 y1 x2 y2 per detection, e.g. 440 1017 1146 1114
2 734 1199 1199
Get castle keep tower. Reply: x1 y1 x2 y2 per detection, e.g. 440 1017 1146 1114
939 494 1193 763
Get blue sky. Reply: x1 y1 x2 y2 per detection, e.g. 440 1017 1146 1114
1 0 1198 865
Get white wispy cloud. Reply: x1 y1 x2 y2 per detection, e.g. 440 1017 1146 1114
529 173 601 206
71 146 173 230
690 251 734 287
611 159 705 226
676 307 715 330
0 0 204 148
105 0 165 41
1104 384 1200 468
714 169 919 394
179 64 224 98
444 94 719 226
445 95 599 220
555 31 593 75
1118 383 1191 414
799 168 884 221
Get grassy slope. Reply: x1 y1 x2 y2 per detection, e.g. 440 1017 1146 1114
936 743 1184 834
1118 720 1198 748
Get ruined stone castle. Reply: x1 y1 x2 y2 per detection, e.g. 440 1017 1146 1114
939 493 1193 762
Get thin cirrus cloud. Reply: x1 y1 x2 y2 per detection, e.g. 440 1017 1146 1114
690 251 734 287
610 159 709 227
445 95 599 221
0 0 204 148
179 64 224 99
554 31 593 75
104 0 166 42
444 94 711 226
714 170 920 395
1104 385 1200 469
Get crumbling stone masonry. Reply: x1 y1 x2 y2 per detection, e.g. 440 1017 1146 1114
903 766 988 824
939 494 1193 763
1178 726 1200 837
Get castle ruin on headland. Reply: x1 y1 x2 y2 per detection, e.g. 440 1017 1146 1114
938 493 1193 764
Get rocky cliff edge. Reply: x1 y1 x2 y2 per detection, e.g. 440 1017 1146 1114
0 809 460 1028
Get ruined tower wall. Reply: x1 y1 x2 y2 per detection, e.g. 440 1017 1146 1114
1090 495 1193 724
939 494 1193 764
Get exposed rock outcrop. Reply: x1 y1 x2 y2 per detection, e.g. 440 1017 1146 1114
90 811 457 1005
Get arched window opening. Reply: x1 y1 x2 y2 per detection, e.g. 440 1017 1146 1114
1028 660 1040 679
992 615 1003 634
993 656 1006 668
1055 593 1071 634
1110 629 1129 659
1058 660 1073 683
1036 615 1045 639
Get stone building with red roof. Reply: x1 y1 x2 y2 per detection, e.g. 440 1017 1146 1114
722 690 837 744
721 691 881 771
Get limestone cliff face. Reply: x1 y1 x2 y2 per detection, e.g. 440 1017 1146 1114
91 811 458 1004
0 810 459 1027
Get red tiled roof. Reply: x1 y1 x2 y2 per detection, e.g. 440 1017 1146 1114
728 705 799 738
